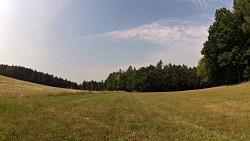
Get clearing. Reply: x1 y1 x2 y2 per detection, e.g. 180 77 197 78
0 75 250 140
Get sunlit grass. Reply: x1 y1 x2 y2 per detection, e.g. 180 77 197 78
0 75 250 140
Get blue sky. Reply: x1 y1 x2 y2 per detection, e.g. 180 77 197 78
0 0 233 83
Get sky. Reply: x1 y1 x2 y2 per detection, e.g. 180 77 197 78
0 0 233 83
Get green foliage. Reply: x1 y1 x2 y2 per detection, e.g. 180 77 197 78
104 61 203 92
197 58 208 83
79 80 104 91
235 0 250 33
0 64 79 89
201 3 250 85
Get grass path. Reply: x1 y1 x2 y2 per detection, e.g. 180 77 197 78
0 75 250 140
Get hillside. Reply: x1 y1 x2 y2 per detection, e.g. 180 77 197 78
0 65 79 89
0 75 250 140
0 75 81 98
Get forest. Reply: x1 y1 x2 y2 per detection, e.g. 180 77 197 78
0 65 79 89
0 0 250 92
104 62 205 92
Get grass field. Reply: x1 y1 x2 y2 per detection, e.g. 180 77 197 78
0 75 250 140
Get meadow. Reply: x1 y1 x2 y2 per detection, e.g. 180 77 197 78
0 75 250 140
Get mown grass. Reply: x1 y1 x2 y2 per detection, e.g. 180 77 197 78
0 75 250 140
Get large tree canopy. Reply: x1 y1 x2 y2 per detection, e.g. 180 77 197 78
201 1 250 85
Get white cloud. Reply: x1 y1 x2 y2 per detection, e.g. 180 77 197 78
95 19 209 47
77 19 210 67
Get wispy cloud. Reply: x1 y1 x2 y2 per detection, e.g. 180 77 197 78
76 19 210 67
79 19 209 48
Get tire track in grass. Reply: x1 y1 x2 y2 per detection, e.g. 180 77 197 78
81 93 139 140
129 94 168 139
50 93 135 140
91 93 156 140
122 93 168 140
122 93 172 139
27 93 116 140
114 93 143 139
132 93 230 140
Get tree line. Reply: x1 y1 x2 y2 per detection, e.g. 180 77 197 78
0 64 79 89
0 63 205 92
104 61 206 92
79 80 104 91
